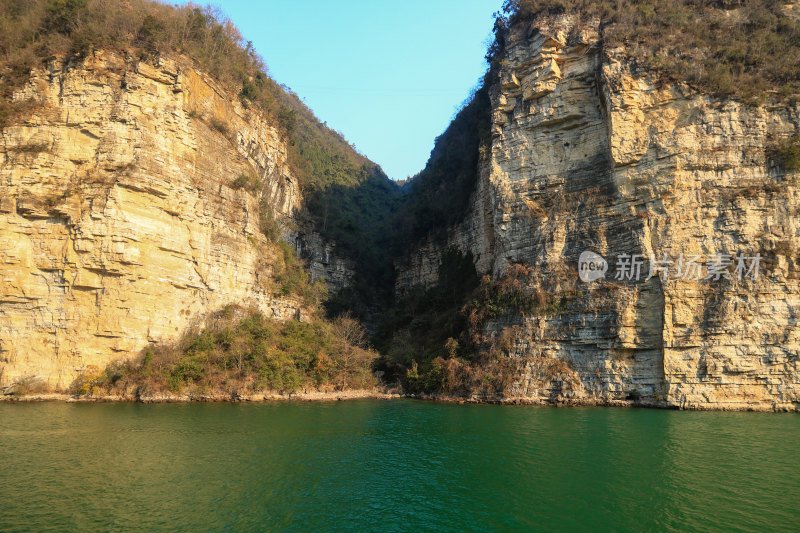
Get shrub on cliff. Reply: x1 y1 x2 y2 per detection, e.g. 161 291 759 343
231 172 261 194
775 135 800 171
85 306 378 397
69 360 133 396
375 249 482 392
499 0 800 103
275 241 328 306
375 256 577 397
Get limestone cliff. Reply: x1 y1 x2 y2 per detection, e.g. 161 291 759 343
3 9 799 410
396 15 800 410
0 51 309 388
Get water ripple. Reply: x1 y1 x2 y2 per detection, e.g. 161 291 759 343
1 402 798 532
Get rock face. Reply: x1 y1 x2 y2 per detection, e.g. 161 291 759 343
0 51 306 388
295 231 356 293
2 17 798 411
397 16 800 410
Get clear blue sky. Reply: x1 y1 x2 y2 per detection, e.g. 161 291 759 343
175 1 502 180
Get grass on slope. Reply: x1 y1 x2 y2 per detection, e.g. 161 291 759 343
69 306 378 397
500 0 800 104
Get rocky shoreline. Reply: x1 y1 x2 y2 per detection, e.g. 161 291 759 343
0 389 402 403
3 389 797 412
412 394 800 412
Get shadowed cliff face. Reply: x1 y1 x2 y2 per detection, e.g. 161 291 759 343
393 15 800 410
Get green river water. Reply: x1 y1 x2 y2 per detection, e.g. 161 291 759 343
0 400 798 532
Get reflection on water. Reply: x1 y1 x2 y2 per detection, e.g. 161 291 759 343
0 401 798 532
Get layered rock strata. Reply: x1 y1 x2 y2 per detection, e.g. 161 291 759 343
397 16 800 410
0 51 303 388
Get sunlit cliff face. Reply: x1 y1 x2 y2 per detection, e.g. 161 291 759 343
394 15 800 410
